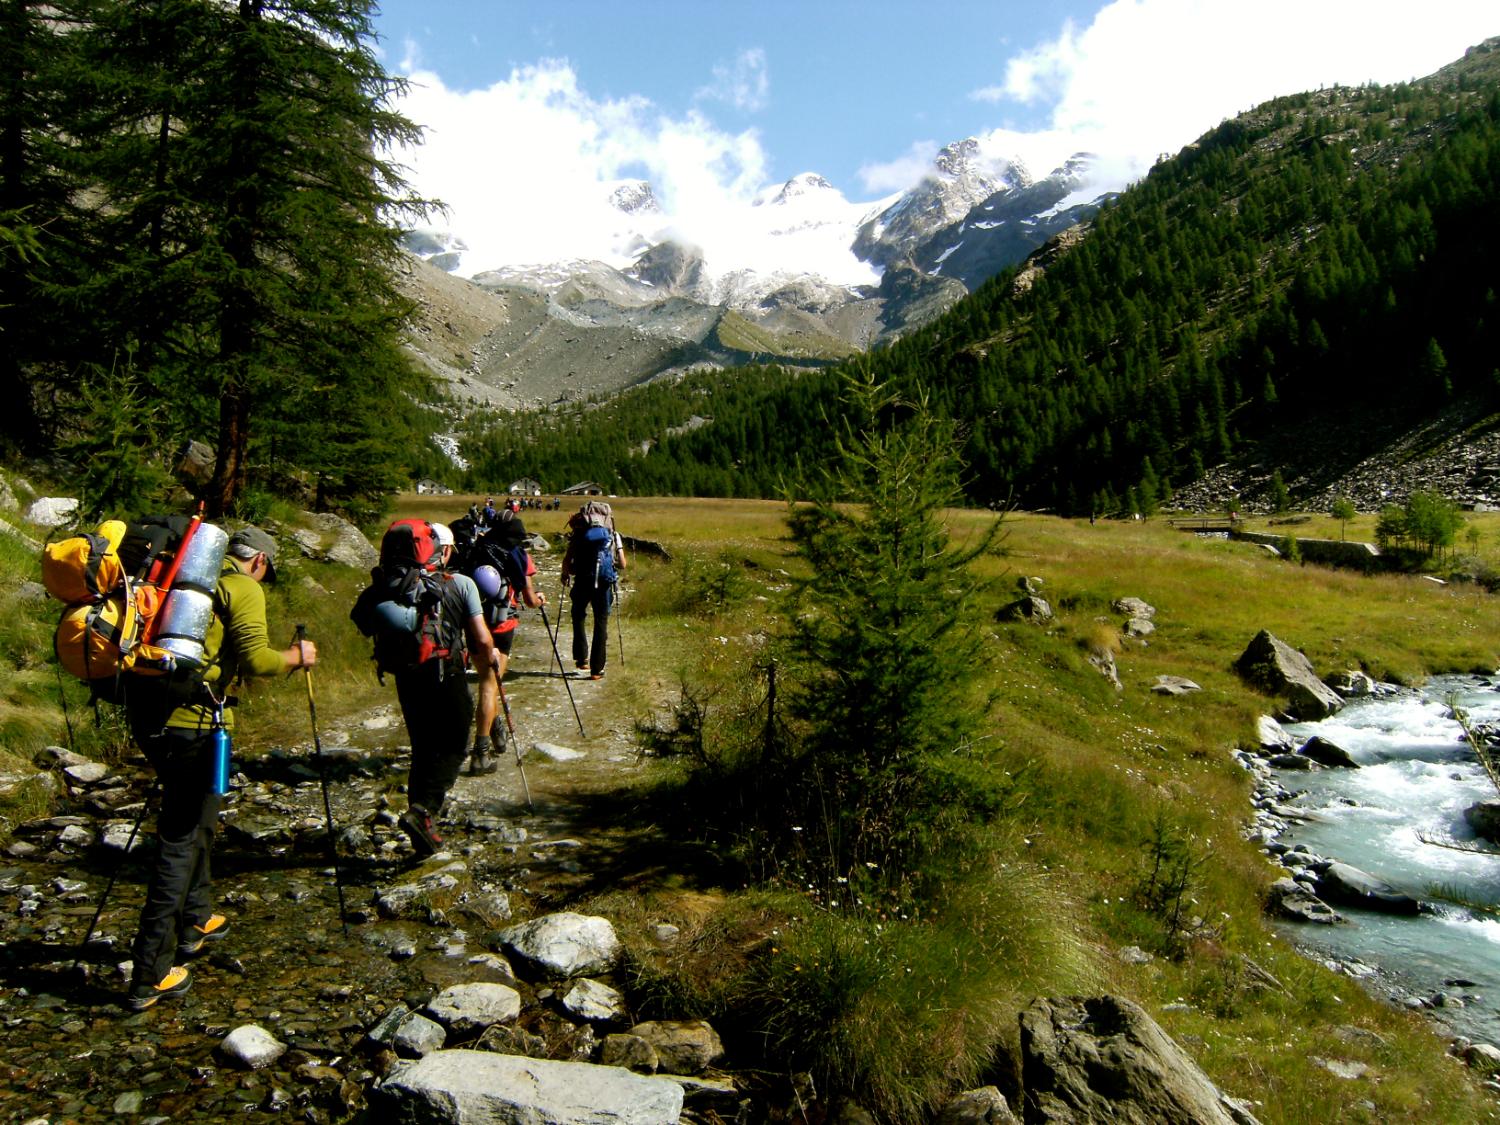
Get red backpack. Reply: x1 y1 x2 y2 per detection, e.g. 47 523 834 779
350 519 465 679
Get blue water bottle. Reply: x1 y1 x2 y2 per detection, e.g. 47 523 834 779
211 726 232 795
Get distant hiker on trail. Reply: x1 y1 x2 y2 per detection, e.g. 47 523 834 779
124 527 316 1011
464 509 547 776
482 497 497 527
561 501 627 680
350 519 497 857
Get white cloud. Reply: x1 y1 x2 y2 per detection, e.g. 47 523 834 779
386 57 877 285
695 47 770 113
858 140 941 194
976 0 1500 185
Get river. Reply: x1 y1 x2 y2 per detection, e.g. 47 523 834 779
1275 674 1500 1042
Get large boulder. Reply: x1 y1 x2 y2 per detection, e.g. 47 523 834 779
1019 995 1262 1124
26 496 78 527
293 511 379 570
377 1050 683 1124
424 982 522 1034
1255 715 1296 754
1234 631 1343 720
1297 736 1360 768
1314 862 1421 915
498 912 621 979
1465 799 1500 842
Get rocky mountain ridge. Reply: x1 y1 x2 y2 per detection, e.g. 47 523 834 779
397 137 1111 413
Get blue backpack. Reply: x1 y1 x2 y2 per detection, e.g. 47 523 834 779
574 524 617 587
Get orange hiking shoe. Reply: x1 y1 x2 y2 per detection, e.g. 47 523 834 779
177 913 230 957
126 965 192 1011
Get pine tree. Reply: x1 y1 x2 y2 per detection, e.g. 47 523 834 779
74 0 427 516
779 366 1003 894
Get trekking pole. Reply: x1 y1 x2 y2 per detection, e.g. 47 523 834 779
612 580 625 668
496 682 533 810
537 603 586 737
296 625 348 936
55 665 76 751
74 782 156 974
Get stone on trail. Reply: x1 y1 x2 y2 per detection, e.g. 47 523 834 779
394 1013 449 1058
626 1020 724 1076
220 1024 288 1070
378 1049 684 1124
424 981 522 1033
562 977 628 1023
1266 877 1344 925
532 741 586 762
600 1032 659 1073
499 912 620 978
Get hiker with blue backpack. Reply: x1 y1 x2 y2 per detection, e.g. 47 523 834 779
462 504 547 776
561 501 627 680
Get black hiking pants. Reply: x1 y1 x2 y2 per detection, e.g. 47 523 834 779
396 659 474 814
570 581 613 675
129 725 221 988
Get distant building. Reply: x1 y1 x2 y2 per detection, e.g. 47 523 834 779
415 478 452 495
562 481 605 496
508 477 543 497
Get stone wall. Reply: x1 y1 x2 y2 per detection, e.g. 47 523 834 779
1231 530 1382 569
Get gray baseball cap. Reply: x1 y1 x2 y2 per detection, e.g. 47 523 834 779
227 526 279 582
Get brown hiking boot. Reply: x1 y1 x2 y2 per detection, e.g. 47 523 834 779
467 737 499 776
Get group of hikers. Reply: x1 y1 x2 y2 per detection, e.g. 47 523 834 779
106 498 627 1011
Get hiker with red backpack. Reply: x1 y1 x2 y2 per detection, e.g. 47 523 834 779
463 506 547 776
350 520 497 855
123 526 317 1011
560 501 627 680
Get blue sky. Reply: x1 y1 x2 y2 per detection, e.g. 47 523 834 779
371 0 1103 195
367 1 1498 278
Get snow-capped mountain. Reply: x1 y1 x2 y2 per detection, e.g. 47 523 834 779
397 137 1113 410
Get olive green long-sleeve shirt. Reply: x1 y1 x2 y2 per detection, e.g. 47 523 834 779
163 562 287 731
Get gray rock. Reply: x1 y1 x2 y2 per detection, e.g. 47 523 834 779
997 595 1053 623
63 761 110 786
26 496 79 527
1118 946 1155 965
1463 1043 1500 1074
220 1025 287 1070
562 978 628 1023
499 912 621 978
294 511 379 570
532 742 585 762
1088 649 1122 691
393 1013 448 1058
1020 995 1262 1124
1124 617 1156 638
1112 597 1156 619
1298 736 1360 769
1325 669 1376 697
627 1020 724 1076
1266 878 1343 924
936 1086 1020 1123
378 1049 683 1123
1151 675 1200 696
1267 753 1317 771
377 871 462 919
35 746 90 770
1256 715 1296 753
425 982 522 1034
1234 631 1344 720
1465 799 1500 842
600 1033 659 1073
1315 862 1421 915
174 439 216 489
101 822 149 852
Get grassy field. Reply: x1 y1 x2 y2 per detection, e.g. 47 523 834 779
5 493 1500 1120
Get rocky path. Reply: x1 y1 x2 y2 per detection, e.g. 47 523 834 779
0 564 705 1122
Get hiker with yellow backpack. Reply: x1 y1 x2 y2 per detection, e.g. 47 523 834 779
119 526 316 1010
